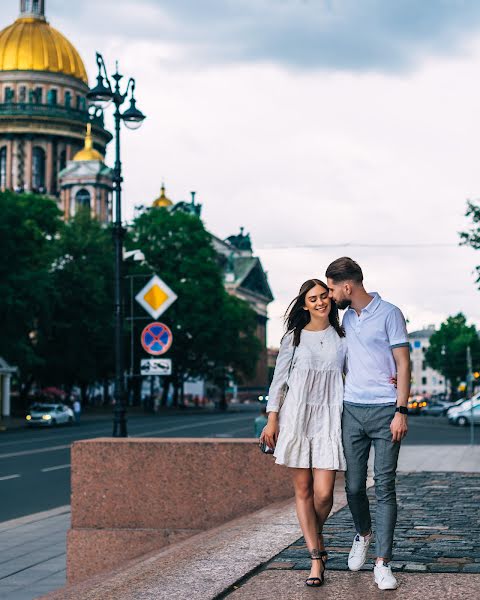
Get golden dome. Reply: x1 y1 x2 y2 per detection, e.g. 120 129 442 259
74 124 103 161
153 184 173 208
0 15 88 83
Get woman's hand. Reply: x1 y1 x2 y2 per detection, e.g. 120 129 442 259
260 413 279 450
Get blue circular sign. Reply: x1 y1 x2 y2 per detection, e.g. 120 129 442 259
141 322 173 356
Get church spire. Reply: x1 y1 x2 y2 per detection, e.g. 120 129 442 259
19 0 46 20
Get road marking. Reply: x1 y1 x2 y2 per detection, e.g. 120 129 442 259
0 444 70 460
0 474 20 481
130 415 253 438
41 464 70 472
0 414 255 459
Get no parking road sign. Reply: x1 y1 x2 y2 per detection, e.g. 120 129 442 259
141 322 173 356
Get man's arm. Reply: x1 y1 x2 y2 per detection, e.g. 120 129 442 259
391 346 411 442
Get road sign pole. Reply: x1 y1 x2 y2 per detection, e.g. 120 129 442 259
112 98 127 438
467 346 474 445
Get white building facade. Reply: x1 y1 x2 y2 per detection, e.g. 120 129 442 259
409 326 447 397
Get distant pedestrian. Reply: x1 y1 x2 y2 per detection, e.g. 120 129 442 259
254 407 268 438
72 399 81 424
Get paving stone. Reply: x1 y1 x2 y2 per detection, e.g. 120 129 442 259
267 472 480 574
462 564 480 573
404 563 428 571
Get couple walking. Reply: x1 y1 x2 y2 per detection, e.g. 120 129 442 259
260 257 410 590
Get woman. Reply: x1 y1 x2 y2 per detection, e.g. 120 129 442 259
260 279 346 587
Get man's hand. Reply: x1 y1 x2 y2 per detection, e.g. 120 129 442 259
260 413 279 450
390 412 408 442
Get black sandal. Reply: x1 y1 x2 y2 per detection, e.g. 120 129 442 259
317 532 328 563
305 549 326 587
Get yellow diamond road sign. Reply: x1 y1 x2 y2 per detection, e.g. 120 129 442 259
135 275 177 319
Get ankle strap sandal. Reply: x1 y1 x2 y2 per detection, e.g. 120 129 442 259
305 549 326 587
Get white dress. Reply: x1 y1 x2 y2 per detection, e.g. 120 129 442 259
266 326 347 470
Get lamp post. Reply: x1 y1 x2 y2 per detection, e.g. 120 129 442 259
87 52 146 437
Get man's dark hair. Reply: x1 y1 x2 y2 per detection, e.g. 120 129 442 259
326 257 363 284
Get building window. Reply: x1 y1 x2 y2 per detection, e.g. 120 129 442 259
75 188 91 210
0 146 6 189
4 87 14 102
422 361 426 370
59 149 66 171
19 86 26 102
47 89 58 105
32 147 46 191
34 87 42 103
421 376 427 385
65 91 72 108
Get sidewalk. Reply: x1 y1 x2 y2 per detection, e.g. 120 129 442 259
0 507 69 600
38 444 480 600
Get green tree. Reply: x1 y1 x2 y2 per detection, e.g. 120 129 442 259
0 191 62 402
425 313 480 396
459 200 480 286
131 208 260 405
35 209 115 399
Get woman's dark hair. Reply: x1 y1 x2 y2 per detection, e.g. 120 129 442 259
283 279 344 346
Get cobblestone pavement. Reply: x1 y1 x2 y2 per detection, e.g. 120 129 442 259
269 472 480 574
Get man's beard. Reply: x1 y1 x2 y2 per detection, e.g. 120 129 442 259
336 299 352 310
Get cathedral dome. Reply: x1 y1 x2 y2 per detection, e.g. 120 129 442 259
0 4 88 83
153 184 173 208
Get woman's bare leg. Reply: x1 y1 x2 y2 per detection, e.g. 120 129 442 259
291 468 323 581
313 469 337 556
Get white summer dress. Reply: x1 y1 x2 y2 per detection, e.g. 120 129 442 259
266 327 347 470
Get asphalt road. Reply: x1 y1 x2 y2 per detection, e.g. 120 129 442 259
0 406 477 523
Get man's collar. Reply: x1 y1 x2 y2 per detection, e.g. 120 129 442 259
362 292 381 314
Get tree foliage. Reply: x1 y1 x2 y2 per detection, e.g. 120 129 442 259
131 208 261 395
459 200 480 286
0 191 62 384
35 209 115 392
425 313 480 392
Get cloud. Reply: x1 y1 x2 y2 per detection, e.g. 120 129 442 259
46 0 480 72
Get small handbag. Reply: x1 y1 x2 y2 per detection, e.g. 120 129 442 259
259 345 296 454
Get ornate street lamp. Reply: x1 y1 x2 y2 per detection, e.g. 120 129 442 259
87 52 146 437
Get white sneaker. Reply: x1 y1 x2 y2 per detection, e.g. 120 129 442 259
374 561 398 590
348 533 371 571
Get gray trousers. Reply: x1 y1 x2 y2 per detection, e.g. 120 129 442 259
342 402 400 560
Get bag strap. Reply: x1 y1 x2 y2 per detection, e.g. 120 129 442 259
287 345 296 380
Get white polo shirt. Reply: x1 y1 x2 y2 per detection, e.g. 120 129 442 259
343 292 409 405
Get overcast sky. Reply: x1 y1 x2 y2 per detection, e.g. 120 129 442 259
4 0 480 346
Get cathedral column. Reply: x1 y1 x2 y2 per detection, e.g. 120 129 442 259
66 144 72 161
5 137 13 189
25 137 33 191
91 188 96 219
65 188 71 219
45 137 54 194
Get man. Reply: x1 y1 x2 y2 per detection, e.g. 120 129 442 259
254 406 268 438
72 398 81 424
326 257 410 591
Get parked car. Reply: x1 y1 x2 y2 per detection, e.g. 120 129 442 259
408 395 427 415
421 400 450 417
26 403 74 427
447 396 480 426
